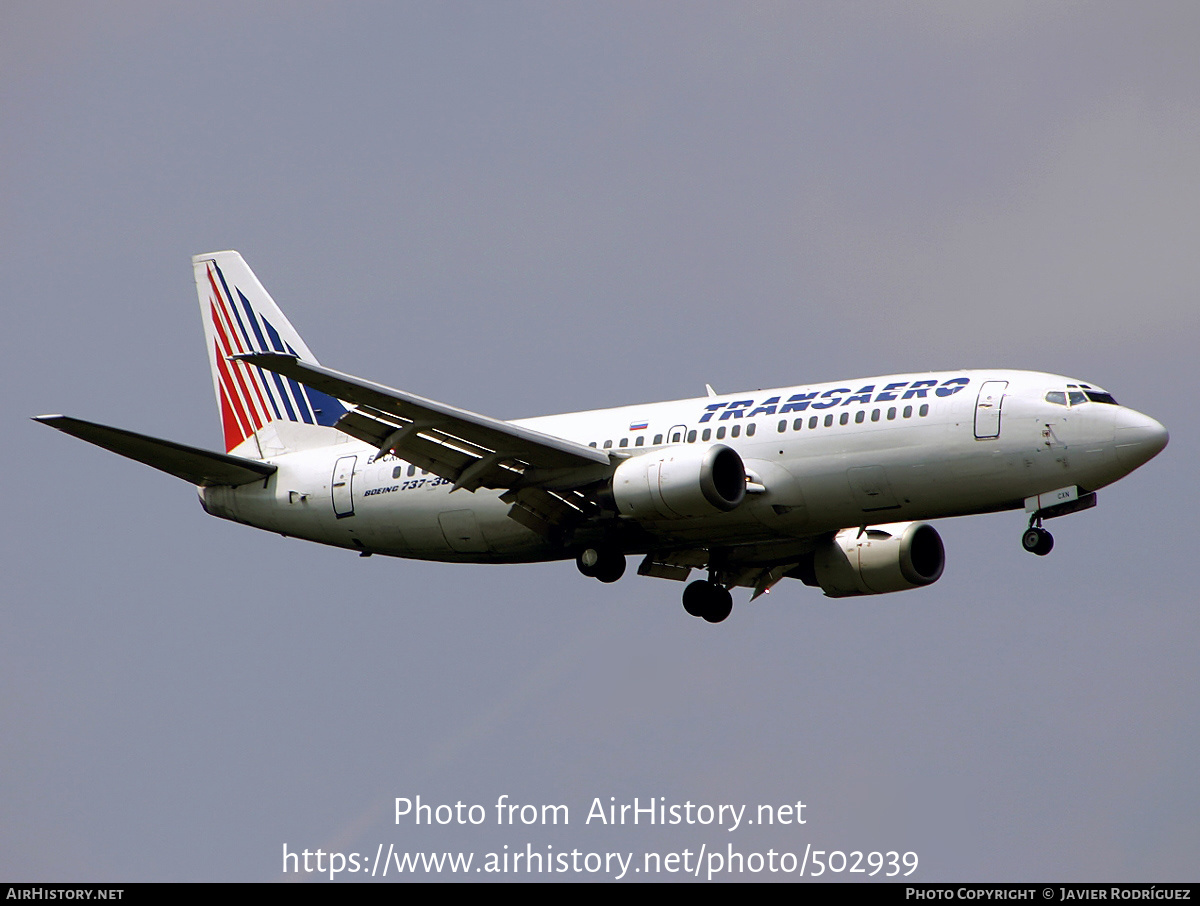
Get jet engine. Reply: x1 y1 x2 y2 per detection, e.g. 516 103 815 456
791 521 945 597
611 444 746 519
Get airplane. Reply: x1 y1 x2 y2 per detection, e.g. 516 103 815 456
35 251 1169 623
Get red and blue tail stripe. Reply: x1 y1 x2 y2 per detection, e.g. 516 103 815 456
203 259 345 452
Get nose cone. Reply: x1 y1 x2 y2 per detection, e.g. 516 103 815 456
1114 408 1169 471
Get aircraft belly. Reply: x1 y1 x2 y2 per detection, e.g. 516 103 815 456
635 512 792 547
363 485 547 560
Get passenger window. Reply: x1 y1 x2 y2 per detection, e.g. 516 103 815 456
919 404 929 417
588 441 597 448
731 424 741 438
603 440 612 449
839 412 849 426
746 423 756 436
809 416 818 429
635 436 644 447
407 465 416 477
903 406 912 418
671 432 682 443
778 420 787 433
793 418 803 431
887 407 896 420
855 410 865 424
716 426 726 439
687 430 697 443
701 429 711 442
392 466 403 479
871 409 880 422
824 415 833 427
619 438 628 448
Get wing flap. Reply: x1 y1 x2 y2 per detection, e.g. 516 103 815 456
34 416 276 487
336 407 501 488
500 486 597 539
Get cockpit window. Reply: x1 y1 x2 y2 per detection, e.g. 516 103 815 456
1048 386 1119 406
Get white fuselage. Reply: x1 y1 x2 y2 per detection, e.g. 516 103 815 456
199 370 1164 563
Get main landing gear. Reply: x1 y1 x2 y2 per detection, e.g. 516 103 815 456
576 547 626 584
576 547 734 623
682 579 734 624
1021 522 1054 556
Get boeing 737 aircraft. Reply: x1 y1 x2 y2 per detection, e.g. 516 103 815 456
36 252 1169 622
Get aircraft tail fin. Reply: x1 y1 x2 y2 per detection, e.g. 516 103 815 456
193 251 347 455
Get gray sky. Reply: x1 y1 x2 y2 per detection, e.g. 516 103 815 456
3 1 1196 882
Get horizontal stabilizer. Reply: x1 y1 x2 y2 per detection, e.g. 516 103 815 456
33 415 277 487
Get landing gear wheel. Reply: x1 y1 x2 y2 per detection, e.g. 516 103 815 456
577 548 626 583
1021 527 1054 556
575 549 599 578
594 553 626 583
702 585 734 624
681 580 733 623
682 580 709 617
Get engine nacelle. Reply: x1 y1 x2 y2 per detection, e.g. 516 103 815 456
611 444 746 519
796 521 945 597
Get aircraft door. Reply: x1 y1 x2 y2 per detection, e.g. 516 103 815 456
332 455 356 518
666 425 687 445
974 381 1008 439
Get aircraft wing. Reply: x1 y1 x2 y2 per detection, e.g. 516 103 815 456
237 353 613 534
33 415 277 487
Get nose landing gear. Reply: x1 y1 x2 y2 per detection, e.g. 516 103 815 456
1020 487 1097 557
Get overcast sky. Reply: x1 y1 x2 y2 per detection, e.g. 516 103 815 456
3 1 1197 882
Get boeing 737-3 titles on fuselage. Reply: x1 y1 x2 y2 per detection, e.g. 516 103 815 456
35 251 1169 623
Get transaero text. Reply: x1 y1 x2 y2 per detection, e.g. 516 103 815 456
697 376 970 421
